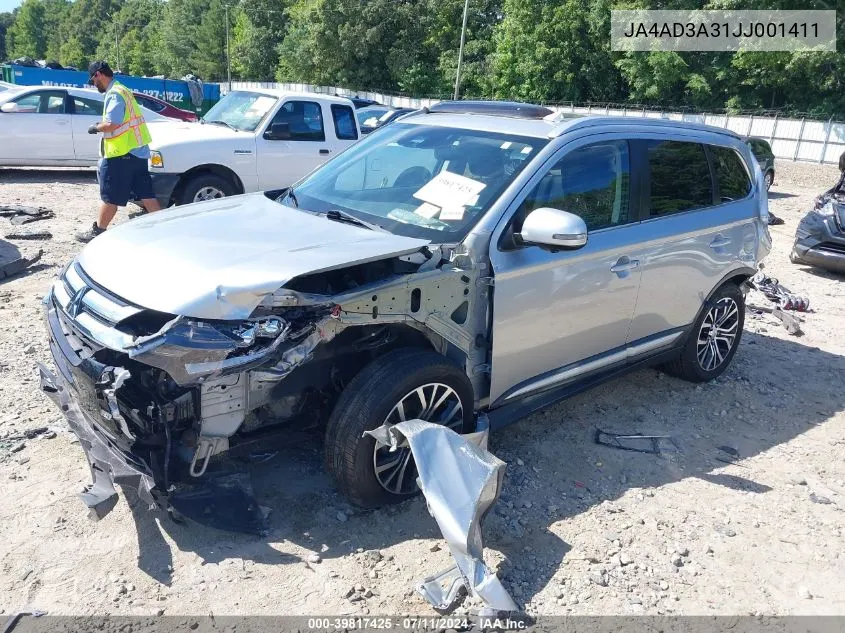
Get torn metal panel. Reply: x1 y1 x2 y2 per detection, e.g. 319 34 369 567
334 266 479 354
365 418 517 614
38 363 158 519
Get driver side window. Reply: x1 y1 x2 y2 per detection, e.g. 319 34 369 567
516 140 631 233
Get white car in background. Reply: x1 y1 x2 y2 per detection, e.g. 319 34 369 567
146 89 361 206
0 85 167 167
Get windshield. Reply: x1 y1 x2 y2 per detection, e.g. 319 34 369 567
279 122 547 242
201 91 278 132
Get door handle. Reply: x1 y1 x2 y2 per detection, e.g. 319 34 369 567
610 258 640 273
319 149 330 155
55 120 68 126
709 236 732 249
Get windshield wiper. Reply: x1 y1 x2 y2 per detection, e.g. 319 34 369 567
324 209 386 232
204 120 238 132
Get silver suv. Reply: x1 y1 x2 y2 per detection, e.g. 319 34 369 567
39 101 771 524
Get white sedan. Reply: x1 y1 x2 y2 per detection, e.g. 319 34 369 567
0 85 167 167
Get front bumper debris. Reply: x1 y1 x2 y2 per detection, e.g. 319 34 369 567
38 363 158 518
366 416 518 615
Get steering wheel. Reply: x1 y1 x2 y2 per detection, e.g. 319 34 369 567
393 166 432 188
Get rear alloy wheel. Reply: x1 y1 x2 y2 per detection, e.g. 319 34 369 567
696 297 740 372
662 283 745 382
325 348 474 507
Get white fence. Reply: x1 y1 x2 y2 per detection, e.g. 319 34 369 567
228 81 845 165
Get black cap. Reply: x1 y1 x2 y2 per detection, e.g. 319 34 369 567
87 60 111 83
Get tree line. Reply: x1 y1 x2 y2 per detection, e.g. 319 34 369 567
1 0 843 118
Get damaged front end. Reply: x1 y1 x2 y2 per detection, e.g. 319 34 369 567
39 262 341 531
40 244 486 531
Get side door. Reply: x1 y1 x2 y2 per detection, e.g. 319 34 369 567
488 136 643 404
255 99 331 189
68 93 104 163
627 138 754 344
328 103 359 153
0 89 73 163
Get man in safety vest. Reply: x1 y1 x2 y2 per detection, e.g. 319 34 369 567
76 61 161 243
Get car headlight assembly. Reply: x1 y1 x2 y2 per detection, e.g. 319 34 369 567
150 151 164 169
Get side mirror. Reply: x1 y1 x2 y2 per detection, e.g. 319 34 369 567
1 102 20 113
264 121 291 140
519 207 588 250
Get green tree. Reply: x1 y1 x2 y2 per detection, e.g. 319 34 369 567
95 0 164 75
233 0 287 81
0 12 14 61
53 0 122 69
492 0 622 103
8 0 47 59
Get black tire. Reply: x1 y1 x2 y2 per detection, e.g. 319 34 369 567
177 172 238 205
662 283 745 383
764 170 774 190
324 348 475 508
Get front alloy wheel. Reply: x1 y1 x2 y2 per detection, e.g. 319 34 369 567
193 186 225 202
373 383 464 495
325 348 474 508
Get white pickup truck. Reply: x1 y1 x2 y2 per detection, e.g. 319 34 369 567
147 89 361 206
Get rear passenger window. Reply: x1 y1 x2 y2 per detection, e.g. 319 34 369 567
519 140 631 231
331 104 358 140
271 100 325 141
710 146 752 202
647 141 712 216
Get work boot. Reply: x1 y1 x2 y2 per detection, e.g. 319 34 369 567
75 222 106 243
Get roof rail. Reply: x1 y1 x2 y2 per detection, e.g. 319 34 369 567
549 115 742 139
427 100 554 120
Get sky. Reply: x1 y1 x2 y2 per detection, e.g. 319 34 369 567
1 0 21 13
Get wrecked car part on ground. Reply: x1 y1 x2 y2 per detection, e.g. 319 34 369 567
366 418 518 615
594 429 679 455
39 105 771 528
746 304 803 336
790 170 845 274
748 271 809 312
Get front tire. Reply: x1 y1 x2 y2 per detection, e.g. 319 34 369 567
324 348 474 508
662 283 745 382
178 172 237 205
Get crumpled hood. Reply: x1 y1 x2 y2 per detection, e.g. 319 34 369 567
78 193 429 320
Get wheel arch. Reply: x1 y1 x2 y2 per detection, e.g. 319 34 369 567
172 163 245 203
680 266 755 348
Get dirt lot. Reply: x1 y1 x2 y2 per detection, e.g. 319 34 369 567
0 162 843 618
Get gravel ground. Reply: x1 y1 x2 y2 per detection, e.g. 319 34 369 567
0 161 843 617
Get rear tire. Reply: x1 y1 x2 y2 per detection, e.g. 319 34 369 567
662 283 745 383
178 172 237 205
324 348 474 508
